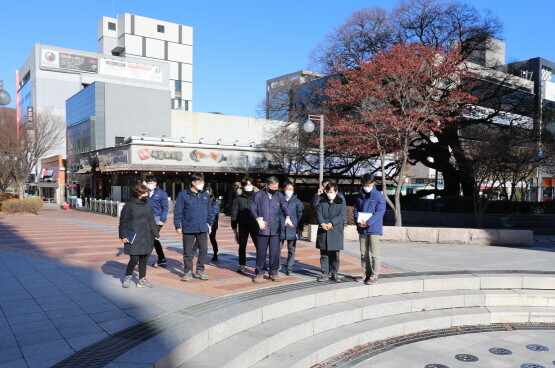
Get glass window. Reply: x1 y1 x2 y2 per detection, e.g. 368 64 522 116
157 24 165 33
115 137 125 145
108 22 116 31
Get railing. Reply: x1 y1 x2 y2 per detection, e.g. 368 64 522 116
70 198 124 217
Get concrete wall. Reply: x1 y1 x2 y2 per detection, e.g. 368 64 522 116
307 225 533 246
103 83 171 146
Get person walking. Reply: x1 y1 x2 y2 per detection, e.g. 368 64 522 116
174 173 214 281
250 176 294 282
205 186 221 262
316 182 346 282
119 184 160 288
279 181 303 275
353 173 386 285
230 176 259 273
144 176 169 268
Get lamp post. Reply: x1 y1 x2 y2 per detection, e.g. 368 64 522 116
303 114 325 187
0 80 11 106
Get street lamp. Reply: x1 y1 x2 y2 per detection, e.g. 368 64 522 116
0 80 11 106
303 114 325 187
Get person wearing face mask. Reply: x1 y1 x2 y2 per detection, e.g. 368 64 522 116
279 181 304 275
119 184 160 288
353 173 386 285
174 172 214 281
316 182 346 282
311 179 348 225
144 176 169 268
250 176 294 282
230 176 259 273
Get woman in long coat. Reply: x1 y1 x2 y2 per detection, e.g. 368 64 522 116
119 184 160 288
316 182 346 282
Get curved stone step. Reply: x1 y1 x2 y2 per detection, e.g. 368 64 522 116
177 288 555 368
251 306 555 368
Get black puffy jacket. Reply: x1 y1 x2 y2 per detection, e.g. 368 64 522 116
119 197 160 255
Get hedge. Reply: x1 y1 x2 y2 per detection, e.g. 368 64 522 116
1 199 43 214
0 193 18 211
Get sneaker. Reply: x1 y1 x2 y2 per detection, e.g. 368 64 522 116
237 265 247 274
122 275 132 288
181 270 193 282
195 270 209 280
285 269 292 276
211 254 219 262
253 274 264 283
369 277 378 285
331 275 344 283
152 259 167 267
317 274 330 282
269 275 282 282
136 278 153 288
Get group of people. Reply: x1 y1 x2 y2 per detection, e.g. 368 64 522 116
118 172 386 288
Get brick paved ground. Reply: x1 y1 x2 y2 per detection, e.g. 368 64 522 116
0 208 392 298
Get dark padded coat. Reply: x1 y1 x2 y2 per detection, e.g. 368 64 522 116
316 195 346 251
119 197 160 255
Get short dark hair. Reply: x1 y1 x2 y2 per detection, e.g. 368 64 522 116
322 178 330 186
145 175 157 183
131 184 149 198
266 176 279 185
241 175 253 187
361 173 375 185
190 172 204 183
283 180 295 189
325 182 338 192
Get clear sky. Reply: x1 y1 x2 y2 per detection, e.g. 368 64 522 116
1 0 554 118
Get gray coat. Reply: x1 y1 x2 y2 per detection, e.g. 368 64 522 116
316 195 346 251
119 197 159 255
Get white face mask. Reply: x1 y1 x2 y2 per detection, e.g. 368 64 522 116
146 183 156 191
194 183 204 191
363 186 372 193
327 193 337 200
284 190 294 198
244 185 254 192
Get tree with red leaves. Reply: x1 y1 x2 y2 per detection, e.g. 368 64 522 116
324 43 477 226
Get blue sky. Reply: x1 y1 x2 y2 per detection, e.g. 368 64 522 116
1 0 554 117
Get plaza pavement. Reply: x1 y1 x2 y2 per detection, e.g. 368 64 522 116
0 206 554 367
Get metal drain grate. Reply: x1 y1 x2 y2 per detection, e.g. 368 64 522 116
489 347 512 355
425 365 450 368
526 344 550 352
521 364 546 368
455 354 479 362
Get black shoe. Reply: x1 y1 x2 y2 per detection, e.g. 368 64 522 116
331 274 344 283
285 269 292 276
152 259 167 267
237 265 247 274
211 254 218 262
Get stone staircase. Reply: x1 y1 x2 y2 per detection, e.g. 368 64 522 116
111 272 555 368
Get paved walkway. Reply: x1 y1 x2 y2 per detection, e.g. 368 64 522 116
1 207 554 367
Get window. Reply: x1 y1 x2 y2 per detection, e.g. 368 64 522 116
115 137 125 145
157 24 165 33
108 22 116 31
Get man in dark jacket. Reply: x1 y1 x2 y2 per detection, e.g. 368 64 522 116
250 176 293 282
353 173 386 285
145 176 169 268
174 172 214 281
231 176 258 273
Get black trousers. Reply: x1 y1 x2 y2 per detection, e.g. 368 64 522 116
281 239 297 271
183 233 208 272
126 254 149 279
320 249 340 276
153 225 166 260
256 235 280 276
237 224 257 266
209 229 218 255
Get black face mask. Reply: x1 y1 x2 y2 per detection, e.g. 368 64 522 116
243 190 254 197
267 188 277 194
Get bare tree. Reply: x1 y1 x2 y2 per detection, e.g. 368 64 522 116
0 108 17 192
261 127 310 182
12 109 65 199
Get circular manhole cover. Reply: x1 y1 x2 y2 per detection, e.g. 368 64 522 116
455 354 479 362
425 365 450 368
526 344 550 352
521 364 546 368
489 347 513 355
